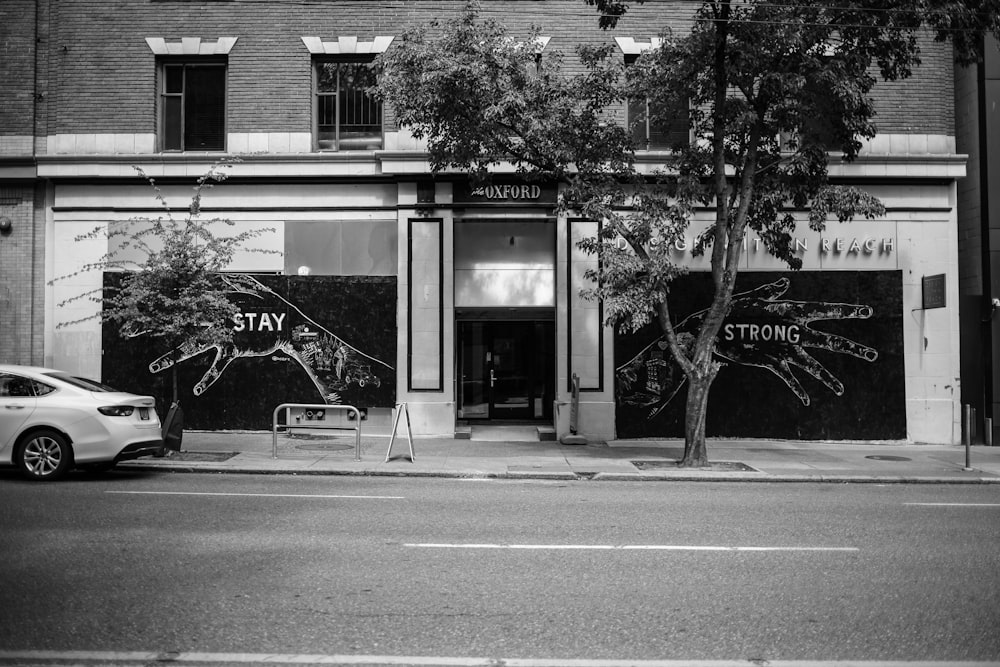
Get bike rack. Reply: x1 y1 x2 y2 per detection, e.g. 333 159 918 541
272 403 362 461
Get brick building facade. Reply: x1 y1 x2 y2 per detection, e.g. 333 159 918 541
955 37 1000 445
0 0 970 442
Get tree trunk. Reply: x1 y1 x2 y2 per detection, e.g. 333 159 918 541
679 363 719 468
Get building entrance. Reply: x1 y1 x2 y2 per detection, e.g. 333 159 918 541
457 319 554 422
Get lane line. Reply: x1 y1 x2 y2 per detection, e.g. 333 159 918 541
106 491 404 500
904 502 1000 507
1 651 989 666
403 543 858 552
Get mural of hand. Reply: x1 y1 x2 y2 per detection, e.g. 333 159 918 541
148 340 244 396
707 277 877 405
148 274 393 402
616 276 880 417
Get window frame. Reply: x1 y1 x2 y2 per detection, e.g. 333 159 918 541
312 57 383 152
624 54 690 152
158 58 228 153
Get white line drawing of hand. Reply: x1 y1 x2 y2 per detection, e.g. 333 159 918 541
616 276 879 418
148 274 393 402
708 277 877 405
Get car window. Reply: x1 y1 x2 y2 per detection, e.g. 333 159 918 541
30 379 57 396
0 374 34 397
43 372 119 392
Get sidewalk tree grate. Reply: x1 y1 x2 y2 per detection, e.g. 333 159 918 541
632 460 759 472
169 451 237 462
865 455 912 462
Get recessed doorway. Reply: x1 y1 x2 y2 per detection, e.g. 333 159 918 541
457 319 554 422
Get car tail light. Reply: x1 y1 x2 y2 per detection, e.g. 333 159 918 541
98 406 135 417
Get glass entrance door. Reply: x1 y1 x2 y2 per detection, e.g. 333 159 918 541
458 321 554 421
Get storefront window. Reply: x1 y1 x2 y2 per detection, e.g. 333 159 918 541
284 220 397 276
454 220 555 307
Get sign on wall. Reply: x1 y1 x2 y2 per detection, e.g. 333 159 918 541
103 273 396 430
454 179 558 205
614 271 905 440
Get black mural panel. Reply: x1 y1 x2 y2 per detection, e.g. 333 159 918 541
103 273 397 430
614 271 905 440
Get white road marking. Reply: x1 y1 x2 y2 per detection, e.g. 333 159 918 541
904 503 1000 507
404 543 858 552
106 491 404 500
0 652 990 666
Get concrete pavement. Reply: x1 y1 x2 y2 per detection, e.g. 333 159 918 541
118 424 1000 483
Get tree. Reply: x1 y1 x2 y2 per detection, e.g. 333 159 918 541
53 160 271 404
376 1 1000 466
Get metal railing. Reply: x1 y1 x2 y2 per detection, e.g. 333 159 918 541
272 403 363 461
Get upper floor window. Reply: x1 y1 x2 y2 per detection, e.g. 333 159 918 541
160 62 226 151
315 61 382 151
616 38 689 152
625 55 689 151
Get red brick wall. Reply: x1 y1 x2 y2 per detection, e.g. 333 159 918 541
873 36 955 135
41 0 956 139
0 186 45 365
0 0 39 137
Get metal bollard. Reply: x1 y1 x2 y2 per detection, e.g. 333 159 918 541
569 373 580 435
963 404 973 471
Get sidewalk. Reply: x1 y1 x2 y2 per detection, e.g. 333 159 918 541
118 425 1000 483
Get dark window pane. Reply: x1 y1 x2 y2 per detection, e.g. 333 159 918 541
30 380 56 396
338 64 381 149
629 98 648 149
317 94 336 150
184 66 225 150
0 374 32 397
165 65 183 94
341 62 377 89
648 105 689 150
163 96 182 150
316 63 338 92
630 97 688 150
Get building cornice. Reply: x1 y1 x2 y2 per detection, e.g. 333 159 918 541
0 157 38 181
30 150 968 181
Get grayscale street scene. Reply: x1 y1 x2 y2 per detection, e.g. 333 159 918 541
3 0 1000 664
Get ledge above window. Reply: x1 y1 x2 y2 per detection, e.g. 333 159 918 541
144 37 239 56
301 36 394 55
614 37 663 55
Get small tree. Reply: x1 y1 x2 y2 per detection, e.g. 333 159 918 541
376 0 1000 466
54 159 270 403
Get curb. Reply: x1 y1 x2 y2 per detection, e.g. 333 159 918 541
117 461 1000 483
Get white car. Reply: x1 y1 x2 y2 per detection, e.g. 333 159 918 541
0 364 163 481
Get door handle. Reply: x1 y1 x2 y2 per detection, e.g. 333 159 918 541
5 404 26 409
490 369 496 388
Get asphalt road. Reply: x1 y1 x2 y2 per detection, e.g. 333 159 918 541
0 469 998 665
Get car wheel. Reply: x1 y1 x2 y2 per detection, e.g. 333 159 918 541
16 430 73 481
81 460 117 474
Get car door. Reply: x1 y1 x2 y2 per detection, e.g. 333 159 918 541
0 373 37 455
